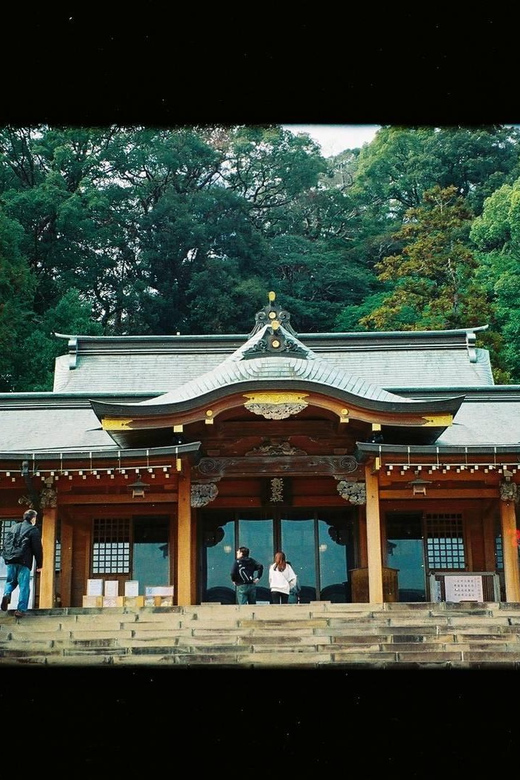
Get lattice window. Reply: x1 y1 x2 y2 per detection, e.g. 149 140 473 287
425 513 465 570
92 517 130 574
52 517 61 573
0 519 17 547
495 534 504 571
54 544 61 572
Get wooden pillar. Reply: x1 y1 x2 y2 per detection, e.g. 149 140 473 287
358 504 368 568
59 515 74 608
39 504 57 609
176 465 193 605
500 498 520 602
364 464 384 604
481 499 497 572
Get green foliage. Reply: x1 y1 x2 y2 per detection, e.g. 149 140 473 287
471 178 520 381
0 211 36 390
334 292 391 331
0 124 519 388
360 186 494 331
10 289 103 391
353 125 520 217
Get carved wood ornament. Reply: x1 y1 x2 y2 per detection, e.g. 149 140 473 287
336 481 366 505
243 392 308 419
191 483 219 508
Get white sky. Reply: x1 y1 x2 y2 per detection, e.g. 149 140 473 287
283 124 380 156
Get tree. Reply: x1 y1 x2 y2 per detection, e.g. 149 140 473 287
0 211 36 390
1 124 519 389
360 186 492 332
13 289 103 392
353 125 520 218
471 179 520 381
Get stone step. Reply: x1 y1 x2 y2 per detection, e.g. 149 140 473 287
3 603 520 667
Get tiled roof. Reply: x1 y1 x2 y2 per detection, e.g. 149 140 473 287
1 316 511 457
1 391 520 455
0 404 113 452
89 324 466 426
52 325 494 394
140 356 410 405
436 399 520 446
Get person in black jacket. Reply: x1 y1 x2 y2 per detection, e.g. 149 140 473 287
1 509 43 617
230 546 264 604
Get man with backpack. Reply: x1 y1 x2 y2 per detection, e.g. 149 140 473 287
230 546 264 605
1 509 43 617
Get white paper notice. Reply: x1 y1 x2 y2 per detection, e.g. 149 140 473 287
444 575 483 602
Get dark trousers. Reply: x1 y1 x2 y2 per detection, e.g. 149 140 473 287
271 590 289 604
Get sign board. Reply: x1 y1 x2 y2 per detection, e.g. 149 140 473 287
104 580 119 597
145 585 174 596
124 580 139 597
87 578 103 596
444 575 483 602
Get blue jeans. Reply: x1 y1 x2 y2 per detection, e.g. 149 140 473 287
236 583 256 604
3 563 31 612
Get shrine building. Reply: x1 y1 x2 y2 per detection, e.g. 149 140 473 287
1 292 519 609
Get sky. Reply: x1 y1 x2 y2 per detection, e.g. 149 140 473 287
283 124 380 157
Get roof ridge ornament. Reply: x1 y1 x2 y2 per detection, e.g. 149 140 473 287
249 291 298 337
244 291 308 358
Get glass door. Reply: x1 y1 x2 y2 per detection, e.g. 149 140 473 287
281 510 353 603
132 515 170 594
238 515 273 603
281 515 317 601
203 510 237 604
385 512 427 602
201 510 274 604
200 509 356 604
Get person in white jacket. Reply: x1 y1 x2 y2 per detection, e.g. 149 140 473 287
268 551 297 604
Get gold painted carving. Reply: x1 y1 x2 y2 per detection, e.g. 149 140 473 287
245 439 307 456
422 414 453 427
102 418 134 430
243 392 308 420
269 477 284 503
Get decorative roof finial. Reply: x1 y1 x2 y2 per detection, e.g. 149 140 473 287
249 292 297 338
243 292 307 358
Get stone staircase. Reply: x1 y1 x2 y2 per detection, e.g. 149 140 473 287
2 601 520 667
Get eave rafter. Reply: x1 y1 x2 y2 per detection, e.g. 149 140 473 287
356 442 520 482
99 390 456 433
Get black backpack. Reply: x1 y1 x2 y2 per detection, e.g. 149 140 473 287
1 522 31 564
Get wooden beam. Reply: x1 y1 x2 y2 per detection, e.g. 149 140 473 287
193 455 361 478
57 492 177 504
379 489 497 499
217 420 336 437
